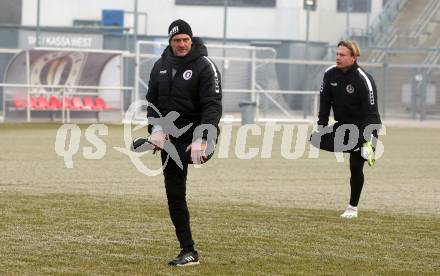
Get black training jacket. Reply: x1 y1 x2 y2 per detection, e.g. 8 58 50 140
146 37 222 142
318 63 381 132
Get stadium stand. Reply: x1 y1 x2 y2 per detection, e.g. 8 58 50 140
95 97 112 110
83 97 98 110
71 97 85 110
48 95 62 110
10 95 113 111
344 0 440 118
35 95 48 110
13 98 26 109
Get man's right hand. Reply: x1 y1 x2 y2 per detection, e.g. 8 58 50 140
361 141 375 167
149 130 166 150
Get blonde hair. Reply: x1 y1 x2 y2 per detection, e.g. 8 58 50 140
337 40 361 57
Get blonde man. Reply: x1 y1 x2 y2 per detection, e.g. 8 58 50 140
310 40 382 218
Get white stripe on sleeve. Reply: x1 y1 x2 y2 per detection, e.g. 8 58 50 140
357 68 375 105
202 56 220 93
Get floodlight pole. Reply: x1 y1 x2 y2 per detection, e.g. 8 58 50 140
133 0 139 105
366 9 371 47
305 5 310 58
223 0 228 46
221 0 228 94
303 0 315 118
304 4 311 119
36 0 41 47
346 0 352 38
133 0 138 53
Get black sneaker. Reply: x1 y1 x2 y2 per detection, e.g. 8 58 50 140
168 250 199 266
130 137 155 152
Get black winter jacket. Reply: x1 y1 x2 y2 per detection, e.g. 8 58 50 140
146 37 222 142
318 63 381 135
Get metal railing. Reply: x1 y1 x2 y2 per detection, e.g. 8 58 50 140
410 0 440 38
367 29 399 62
2 45 440 123
367 0 408 46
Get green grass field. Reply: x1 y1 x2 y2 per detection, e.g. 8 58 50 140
0 123 439 275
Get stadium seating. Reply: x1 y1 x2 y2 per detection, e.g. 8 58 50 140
95 97 112 110
71 96 85 110
10 95 114 111
14 98 27 109
35 95 48 109
62 97 73 109
49 95 62 110
83 97 98 110
29 96 37 109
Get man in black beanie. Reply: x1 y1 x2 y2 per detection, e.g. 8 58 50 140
146 19 222 266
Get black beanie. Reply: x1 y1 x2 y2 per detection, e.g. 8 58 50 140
168 19 193 41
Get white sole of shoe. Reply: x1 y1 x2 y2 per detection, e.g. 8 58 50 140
340 214 358 219
176 261 200 266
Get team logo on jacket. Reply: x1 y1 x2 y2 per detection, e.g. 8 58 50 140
183 70 192 80
346 84 355 94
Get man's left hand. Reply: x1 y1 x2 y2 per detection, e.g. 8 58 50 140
186 140 208 164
